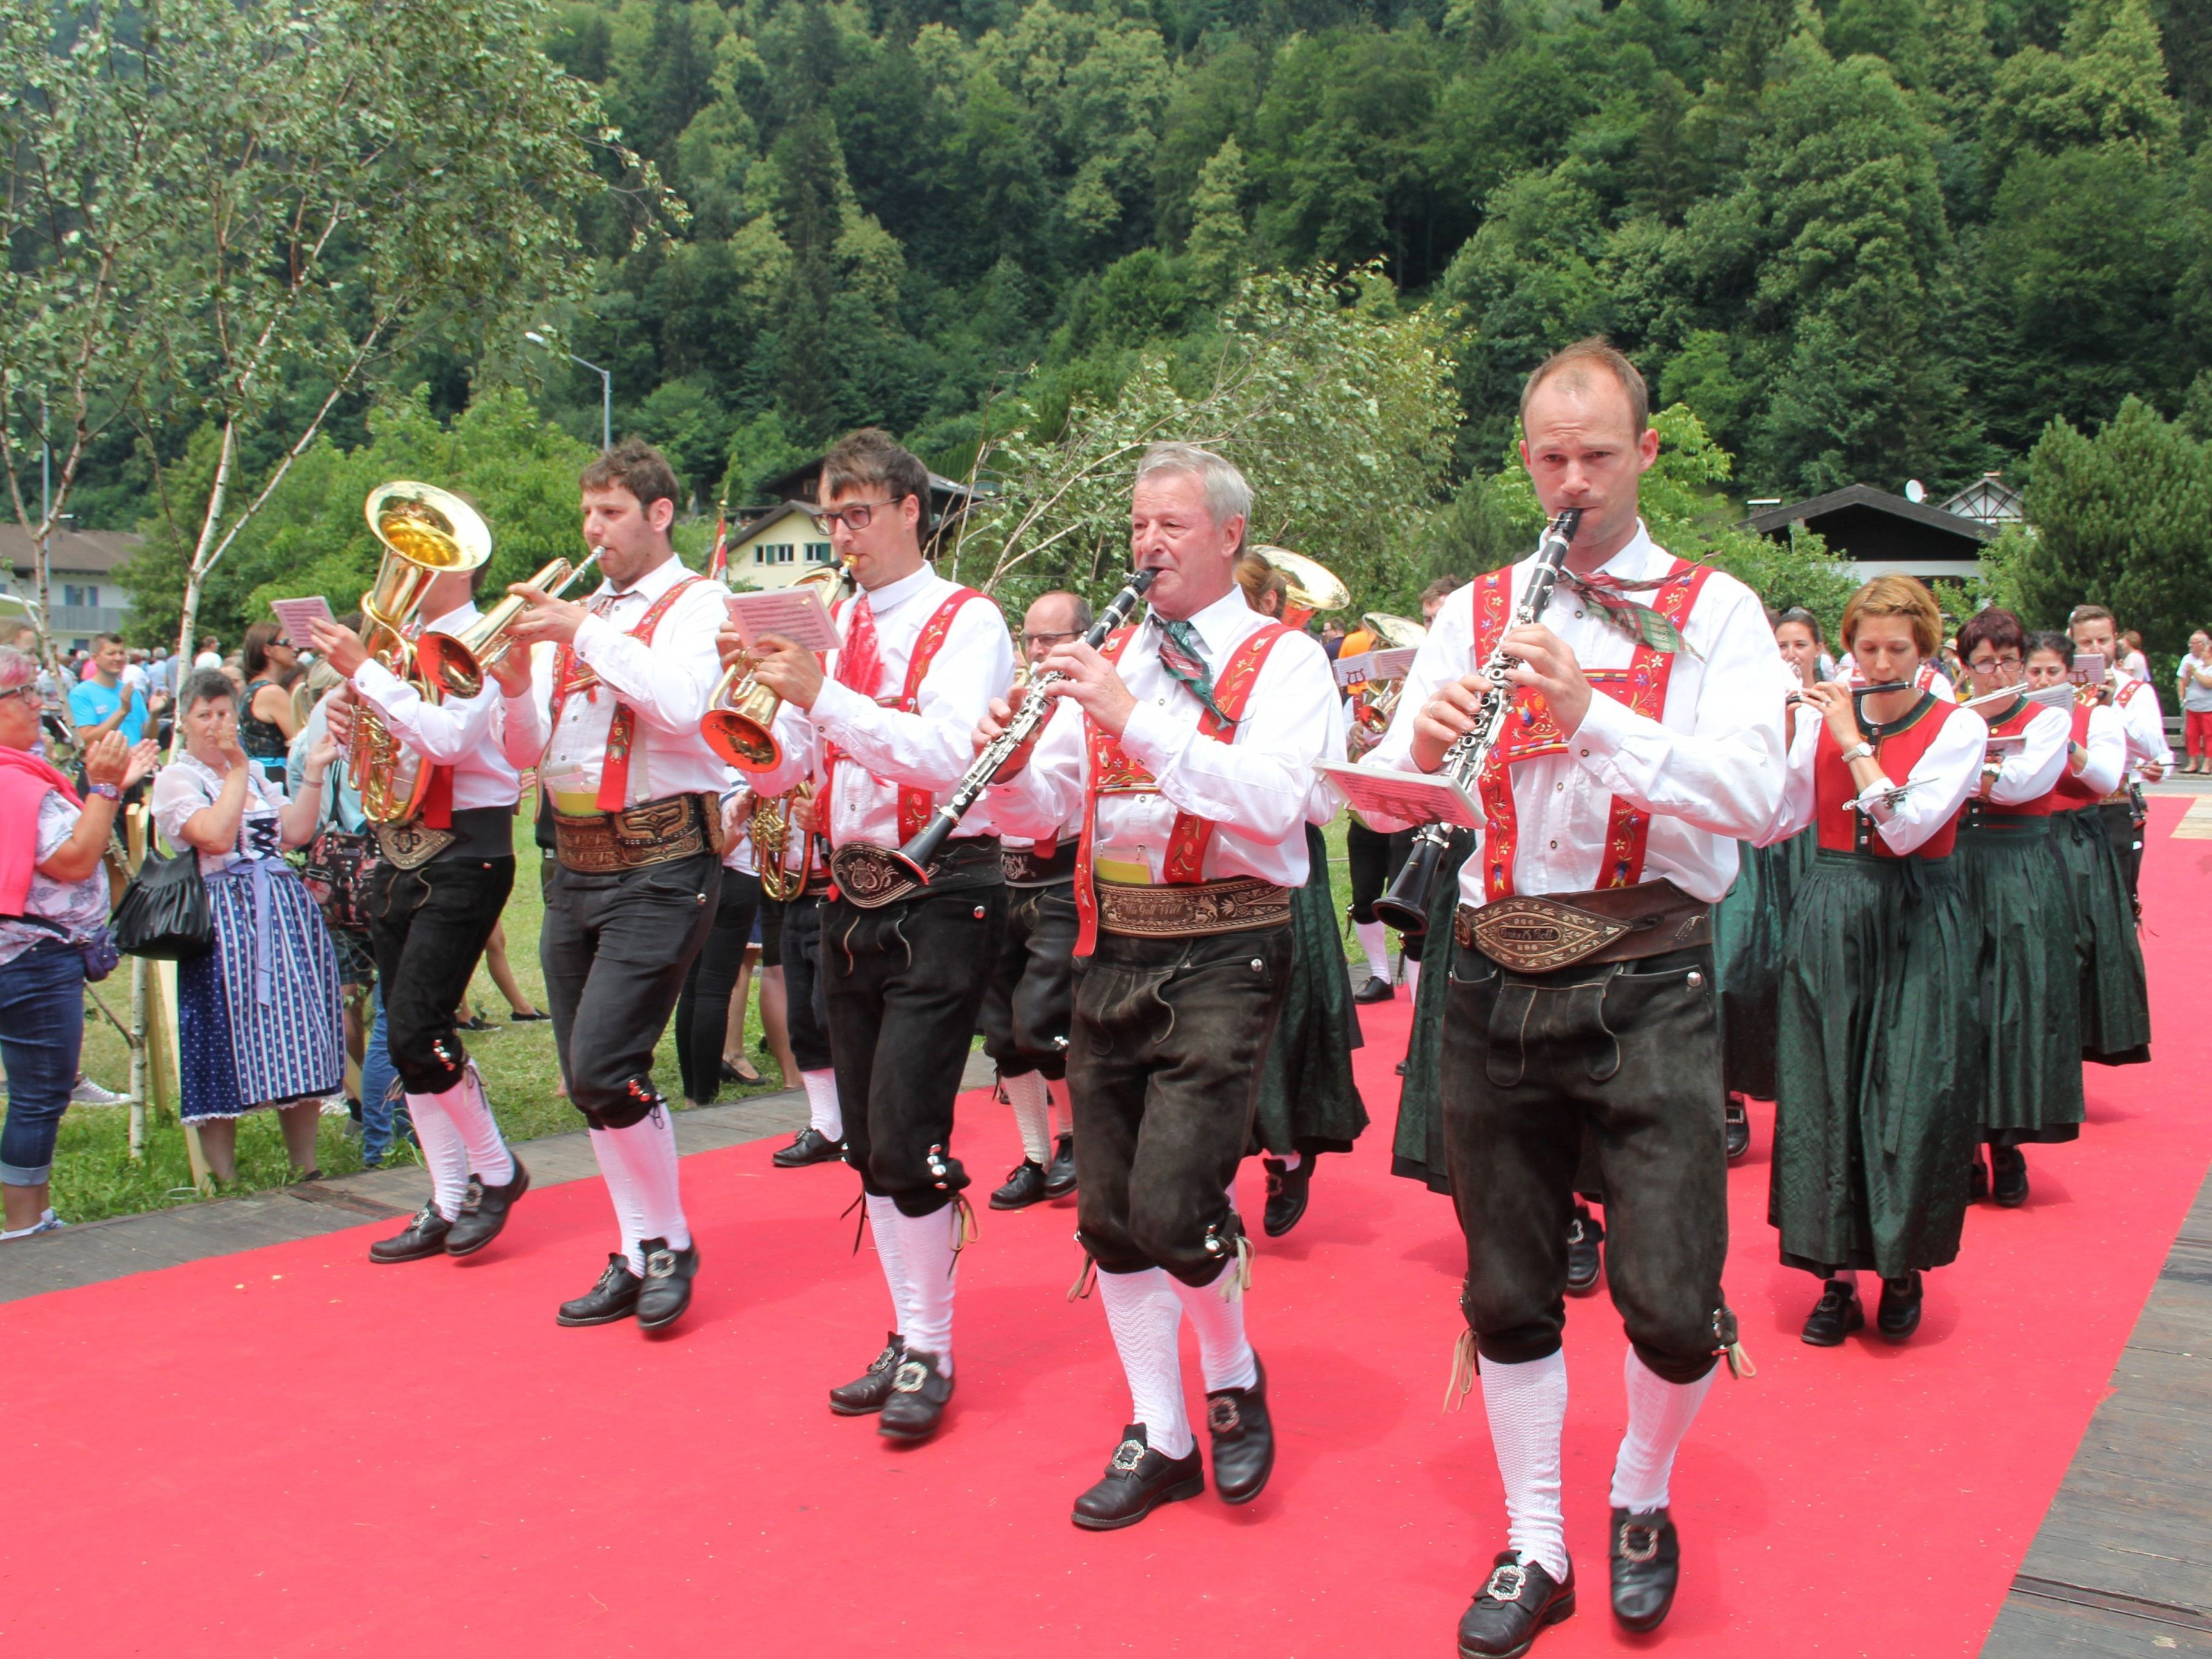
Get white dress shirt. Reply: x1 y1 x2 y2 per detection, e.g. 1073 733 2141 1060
351 601 521 810
1770 699 1987 855
750 564 1014 850
989 586 1338 886
1364 522 1787 905
502 553 731 807
1985 701 2069 805
2069 702 2128 797
2110 671 2173 783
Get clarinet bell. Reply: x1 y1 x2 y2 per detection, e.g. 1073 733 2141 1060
1372 836 1443 938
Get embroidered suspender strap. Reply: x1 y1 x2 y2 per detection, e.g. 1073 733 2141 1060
1595 559 1712 889
547 575 708 813
1072 621 1291 954
821 587 985 847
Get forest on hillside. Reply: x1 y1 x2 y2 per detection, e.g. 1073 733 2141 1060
19 0 2208 645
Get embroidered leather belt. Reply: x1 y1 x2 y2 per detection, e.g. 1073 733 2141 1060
374 805 513 871
1094 875 1290 939
1456 879 1710 974
552 793 719 874
1002 842 1078 886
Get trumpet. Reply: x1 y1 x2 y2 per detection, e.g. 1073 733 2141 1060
351 481 492 824
1372 508 1581 937
417 547 605 698
752 783 819 903
827 569 1159 906
702 561 853 771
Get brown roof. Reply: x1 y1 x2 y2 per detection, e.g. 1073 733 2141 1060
0 524 141 576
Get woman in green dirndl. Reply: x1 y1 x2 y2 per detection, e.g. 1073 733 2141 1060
1711 607 1824 1160
1767 577 1987 1347
2025 635 2152 1071
1952 612 2081 1209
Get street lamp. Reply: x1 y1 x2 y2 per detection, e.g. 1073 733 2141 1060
525 330 612 453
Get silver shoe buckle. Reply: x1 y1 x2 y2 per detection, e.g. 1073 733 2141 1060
1484 1563 1527 1604
645 1249 677 1279
1620 1523 1660 1564
892 1359 928 1392
1110 1437 1146 1472
1208 1397 1242 1435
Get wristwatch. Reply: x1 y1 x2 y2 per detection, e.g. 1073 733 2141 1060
1838 741 1875 765
89 781 122 802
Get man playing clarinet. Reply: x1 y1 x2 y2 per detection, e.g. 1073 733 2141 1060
734 429 1014 1445
977 442 1338 1530
1364 340 1784 1654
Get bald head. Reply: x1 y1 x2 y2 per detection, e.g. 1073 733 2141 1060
1022 590 1092 668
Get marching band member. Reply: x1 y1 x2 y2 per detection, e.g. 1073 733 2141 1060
979 442 1338 1529
756 784 846 1168
738 429 1015 1445
1365 341 1784 1654
2066 604 2169 905
2029 633 2151 1066
1952 609 2077 1207
310 564 531 1264
501 440 731 1334
1769 576 1984 1349
980 592 1090 1211
1339 622 1408 1003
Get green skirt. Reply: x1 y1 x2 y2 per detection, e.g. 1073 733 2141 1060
1390 830 1474 1193
1711 830 1814 1101
1956 821 2083 1143
2051 807 2152 1066
1770 851 1982 1279
1251 823 1369 1156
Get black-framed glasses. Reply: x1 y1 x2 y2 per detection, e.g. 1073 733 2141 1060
0 685 30 704
811 499 902 533
1023 631 1079 651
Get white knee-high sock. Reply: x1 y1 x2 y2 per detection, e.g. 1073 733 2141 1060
1403 957 1421 997
1479 1349 1570 1581
1003 1070 1052 1165
443 1066 514 1185
1610 1349 1715 1513
800 1069 843 1141
598 1112 690 1256
587 1126 649 1273
406 1090 471 1222
1168 1265 1259 1393
894 1203 959 1373
1097 1268 1193 1459
1354 919 1390 982
864 1192 908 1339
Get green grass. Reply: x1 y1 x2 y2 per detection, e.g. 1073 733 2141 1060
50 822 789 1225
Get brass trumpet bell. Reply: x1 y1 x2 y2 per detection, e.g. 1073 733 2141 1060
702 663 786 771
418 548 602 698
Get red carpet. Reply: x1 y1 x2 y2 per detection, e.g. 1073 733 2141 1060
10 798 2208 1657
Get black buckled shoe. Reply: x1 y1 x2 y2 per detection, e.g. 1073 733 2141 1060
1968 1148 1990 1203
445 1158 530 1257
556 1253 642 1326
1457 1553 1575 1658
1990 1144 2029 1207
1801 1279 1863 1346
1609 1507 1680 1632
636 1237 699 1332
368 1203 451 1264
1071 1424 1205 1531
830 1332 905 1415
1262 1155 1312 1238
772 1126 846 1168
1353 974 1394 1004
1044 1132 1078 1199
1565 1206 1604 1297
877 1349 953 1442
990 1159 1049 1211
1205 1353 1275 1504
1877 1271 1923 1342
1724 1094 1751 1162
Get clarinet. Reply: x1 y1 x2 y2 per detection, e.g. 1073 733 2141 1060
1371 508 1583 937
827 569 1157 897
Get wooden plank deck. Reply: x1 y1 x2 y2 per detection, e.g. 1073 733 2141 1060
1983 1166 2212 1655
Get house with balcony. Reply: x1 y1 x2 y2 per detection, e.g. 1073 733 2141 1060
1 523 139 650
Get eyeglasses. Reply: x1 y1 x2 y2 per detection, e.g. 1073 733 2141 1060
811 499 903 533
1023 631 1080 651
0 686 27 703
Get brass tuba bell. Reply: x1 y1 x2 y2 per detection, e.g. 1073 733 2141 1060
351 481 492 823
702 561 852 773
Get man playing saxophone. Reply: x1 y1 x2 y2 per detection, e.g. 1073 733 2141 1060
1361 340 1783 1655
311 553 532 1267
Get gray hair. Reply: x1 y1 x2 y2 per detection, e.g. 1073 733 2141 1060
1135 442 1253 535
0 645 34 694
180 667 238 712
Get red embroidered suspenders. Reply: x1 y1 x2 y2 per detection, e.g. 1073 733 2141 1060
548 575 707 812
1072 621 1291 954
821 587 986 842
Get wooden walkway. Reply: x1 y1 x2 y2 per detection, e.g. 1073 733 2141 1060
1984 1165 2212 1654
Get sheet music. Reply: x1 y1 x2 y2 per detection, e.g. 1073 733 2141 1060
724 587 840 652
270 596 336 646
1318 761 1482 829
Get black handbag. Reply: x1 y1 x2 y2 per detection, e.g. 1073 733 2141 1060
111 843 214 960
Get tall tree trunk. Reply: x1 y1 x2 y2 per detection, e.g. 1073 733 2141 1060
174 419 239 669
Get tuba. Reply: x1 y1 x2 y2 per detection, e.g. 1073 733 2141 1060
349 481 492 823
417 546 603 699
702 560 852 771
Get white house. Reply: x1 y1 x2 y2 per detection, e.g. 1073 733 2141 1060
723 502 838 590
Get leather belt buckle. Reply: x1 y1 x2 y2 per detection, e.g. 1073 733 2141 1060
373 821 457 871
1460 895 1631 973
1094 876 1290 939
